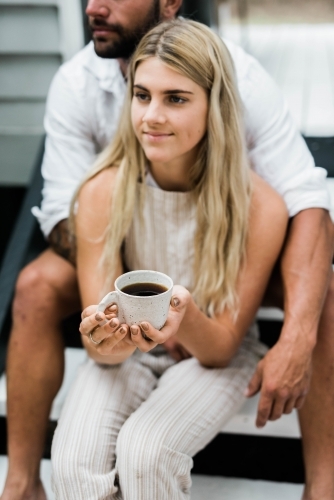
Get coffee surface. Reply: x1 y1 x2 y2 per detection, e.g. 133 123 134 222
121 282 168 297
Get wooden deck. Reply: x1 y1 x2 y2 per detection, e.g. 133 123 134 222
222 23 334 137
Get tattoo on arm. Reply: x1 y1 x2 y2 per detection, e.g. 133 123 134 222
48 219 76 266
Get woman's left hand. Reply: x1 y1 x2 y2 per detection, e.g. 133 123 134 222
130 285 191 353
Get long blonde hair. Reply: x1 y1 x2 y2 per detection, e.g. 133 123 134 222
72 18 251 316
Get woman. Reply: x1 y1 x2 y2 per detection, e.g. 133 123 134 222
52 19 287 499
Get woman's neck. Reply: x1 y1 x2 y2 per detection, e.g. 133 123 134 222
148 150 198 192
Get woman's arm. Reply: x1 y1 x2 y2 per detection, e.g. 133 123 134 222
134 172 289 367
177 172 289 366
75 168 136 364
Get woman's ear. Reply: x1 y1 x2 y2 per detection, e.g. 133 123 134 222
160 0 182 20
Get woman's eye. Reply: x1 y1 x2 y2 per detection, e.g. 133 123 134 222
135 92 150 102
169 95 186 104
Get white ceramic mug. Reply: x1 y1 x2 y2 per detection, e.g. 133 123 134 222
96 270 174 330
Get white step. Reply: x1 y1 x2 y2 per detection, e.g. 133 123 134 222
0 346 300 439
0 455 304 500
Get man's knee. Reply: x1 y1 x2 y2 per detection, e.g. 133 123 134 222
13 251 78 322
14 260 55 311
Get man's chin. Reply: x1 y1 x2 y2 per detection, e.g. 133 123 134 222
93 39 134 60
93 40 115 58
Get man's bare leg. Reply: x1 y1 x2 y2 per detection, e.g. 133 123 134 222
1 249 80 500
299 271 334 500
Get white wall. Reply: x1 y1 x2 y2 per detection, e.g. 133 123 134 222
0 0 84 185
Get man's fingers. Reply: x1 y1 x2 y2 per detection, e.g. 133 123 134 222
283 397 297 415
295 395 306 410
268 397 287 421
256 393 273 428
245 364 262 397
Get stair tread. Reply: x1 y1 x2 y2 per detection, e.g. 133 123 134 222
0 346 300 438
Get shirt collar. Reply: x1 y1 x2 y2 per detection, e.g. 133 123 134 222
83 41 126 95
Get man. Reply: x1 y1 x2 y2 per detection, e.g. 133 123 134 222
1 1 334 499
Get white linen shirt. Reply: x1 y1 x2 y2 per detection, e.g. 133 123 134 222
32 41 331 237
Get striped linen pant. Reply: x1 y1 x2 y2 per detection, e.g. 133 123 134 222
51 327 267 500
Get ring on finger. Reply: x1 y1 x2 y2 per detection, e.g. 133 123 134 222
89 326 103 345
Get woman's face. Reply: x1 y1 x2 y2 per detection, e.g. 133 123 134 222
131 57 209 170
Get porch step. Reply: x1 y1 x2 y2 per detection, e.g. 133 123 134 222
0 346 300 438
0 455 303 499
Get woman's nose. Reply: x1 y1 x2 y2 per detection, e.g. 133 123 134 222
142 101 166 125
86 0 110 18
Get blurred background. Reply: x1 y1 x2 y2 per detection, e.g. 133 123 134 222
227 0 334 24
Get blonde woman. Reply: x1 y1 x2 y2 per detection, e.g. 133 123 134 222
51 19 288 499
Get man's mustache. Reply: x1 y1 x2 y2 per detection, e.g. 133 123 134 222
89 19 124 36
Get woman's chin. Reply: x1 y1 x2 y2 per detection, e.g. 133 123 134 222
144 153 173 165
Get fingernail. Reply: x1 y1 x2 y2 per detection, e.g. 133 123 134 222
172 297 180 307
140 322 149 332
119 327 126 334
95 313 103 321
110 319 117 327
130 326 138 335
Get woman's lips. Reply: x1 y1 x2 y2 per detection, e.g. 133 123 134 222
143 132 173 142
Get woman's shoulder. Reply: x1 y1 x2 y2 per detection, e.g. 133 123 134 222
250 170 288 229
80 167 118 202
251 170 287 212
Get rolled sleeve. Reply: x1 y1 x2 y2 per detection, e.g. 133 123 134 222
232 44 331 216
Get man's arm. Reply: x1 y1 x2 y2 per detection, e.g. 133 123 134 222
48 219 76 267
247 208 334 427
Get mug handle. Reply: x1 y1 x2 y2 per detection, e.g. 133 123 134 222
96 292 124 325
96 291 119 314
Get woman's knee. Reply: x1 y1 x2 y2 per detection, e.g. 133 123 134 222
116 415 190 480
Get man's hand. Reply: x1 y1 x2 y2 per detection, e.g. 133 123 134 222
245 337 312 427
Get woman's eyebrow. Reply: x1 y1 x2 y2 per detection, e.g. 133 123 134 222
133 84 193 95
133 84 149 91
164 89 193 95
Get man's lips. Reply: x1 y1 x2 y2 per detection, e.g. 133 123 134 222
90 21 121 36
92 27 119 37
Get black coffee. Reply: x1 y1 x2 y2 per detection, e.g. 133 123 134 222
121 282 168 297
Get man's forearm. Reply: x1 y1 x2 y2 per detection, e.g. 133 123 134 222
280 208 334 346
48 219 76 266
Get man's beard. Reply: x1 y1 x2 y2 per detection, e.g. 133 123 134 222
90 0 160 59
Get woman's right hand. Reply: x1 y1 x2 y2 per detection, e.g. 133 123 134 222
80 304 134 357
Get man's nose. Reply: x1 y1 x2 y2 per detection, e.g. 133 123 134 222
86 0 110 18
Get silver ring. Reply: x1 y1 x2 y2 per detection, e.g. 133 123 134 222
89 329 103 345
